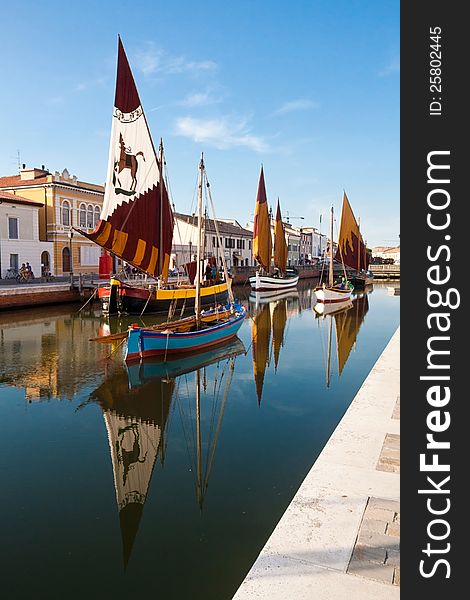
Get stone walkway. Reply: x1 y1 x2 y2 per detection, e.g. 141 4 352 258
233 328 400 599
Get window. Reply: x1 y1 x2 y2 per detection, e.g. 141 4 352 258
212 236 220 248
225 238 235 249
62 200 70 226
94 206 100 228
87 205 94 228
8 217 18 239
80 245 101 266
236 239 245 249
79 204 86 228
249 240 252 250
10 254 19 271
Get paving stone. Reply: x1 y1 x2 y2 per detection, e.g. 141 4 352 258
352 544 387 564
393 566 400 586
364 507 396 522
348 560 395 584
386 522 400 537
386 549 400 567
361 518 388 534
368 498 400 513
357 532 400 552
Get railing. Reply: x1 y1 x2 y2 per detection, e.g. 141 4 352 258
369 264 400 273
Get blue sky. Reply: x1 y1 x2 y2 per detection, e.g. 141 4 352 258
0 0 399 247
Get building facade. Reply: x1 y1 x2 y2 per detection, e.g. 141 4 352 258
372 246 400 264
0 191 54 278
0 165 104 276
173 213 253 270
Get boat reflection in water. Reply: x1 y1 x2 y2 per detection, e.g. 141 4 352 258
88 337 245 567
249 290 299 404
313 290 370 387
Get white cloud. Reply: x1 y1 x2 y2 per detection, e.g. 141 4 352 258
179 89 223 107
379 58 400 77
135 43 217 77
175 115 268 152
272 99 319 116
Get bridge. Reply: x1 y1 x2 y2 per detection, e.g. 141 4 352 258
369 264 400 279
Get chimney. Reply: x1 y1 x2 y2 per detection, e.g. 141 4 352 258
20 165 50 181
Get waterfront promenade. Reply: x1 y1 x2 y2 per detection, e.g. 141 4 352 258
233 327 400 599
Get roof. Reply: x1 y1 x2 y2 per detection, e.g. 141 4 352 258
174 212 252 237
0 174 51 188
0 172 104 193
0 190 43 207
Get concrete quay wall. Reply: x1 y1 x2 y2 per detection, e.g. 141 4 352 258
233 327 400 599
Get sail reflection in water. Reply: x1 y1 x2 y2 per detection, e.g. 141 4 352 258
313 291 370 387
88 337 245 567
249 290 299 404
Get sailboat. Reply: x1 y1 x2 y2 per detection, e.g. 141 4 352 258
313 290 369 387
89 336 245 567
334 193 373 289
125 155 246 363
251 295 290 404
249 168 299 291
314 203 354 305
77 37 229 316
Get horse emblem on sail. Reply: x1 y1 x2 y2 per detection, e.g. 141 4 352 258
113 133 145 195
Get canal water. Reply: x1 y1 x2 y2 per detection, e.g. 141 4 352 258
0 282 399 599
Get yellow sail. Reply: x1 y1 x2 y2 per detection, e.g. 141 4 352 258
335 192 368 271
252 302 271 404
273 199 288 273
252 167 272 272
335 293 369 375
272 299 287 371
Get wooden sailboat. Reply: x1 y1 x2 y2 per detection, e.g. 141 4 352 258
251 295 290 404
77 37 229 315
249 169 299 291
335 193 373 289
314 203 353 305
314 291 369 386
90 336 245 567
125 155 246 363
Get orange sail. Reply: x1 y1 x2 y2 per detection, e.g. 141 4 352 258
76 37 174 279
273 199 288 273
252 167 272 272
252 303 271 404
272 299 287 371
335 192 369 271
335 293 369 375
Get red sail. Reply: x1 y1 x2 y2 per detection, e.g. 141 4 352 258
334 193 369 271
77 37 174 279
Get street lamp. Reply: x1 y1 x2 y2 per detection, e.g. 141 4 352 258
68 230 74 287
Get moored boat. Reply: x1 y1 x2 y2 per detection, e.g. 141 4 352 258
76 37 229 316
249 169 299 291
314 201 353 304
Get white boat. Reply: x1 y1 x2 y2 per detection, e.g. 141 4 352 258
314 201 353 303
313 297 353 316
250 169 299 292
249 271 299 291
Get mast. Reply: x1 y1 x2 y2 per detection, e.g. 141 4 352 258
357 216 361 272
326 315 332 387
195 368 203 509
195 154 204 322
329 205 334 287
159 138 165 281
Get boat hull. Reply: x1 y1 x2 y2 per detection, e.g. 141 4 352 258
314 286 353 303
313 298 353 316
125 304 246 363
249 273 299 291
98 281 229 315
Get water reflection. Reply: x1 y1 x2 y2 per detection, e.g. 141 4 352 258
87 338 245 567
0 306 110 401
313 290 370 386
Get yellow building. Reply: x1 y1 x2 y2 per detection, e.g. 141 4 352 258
0 165 104 276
